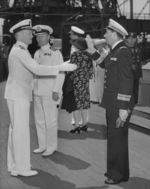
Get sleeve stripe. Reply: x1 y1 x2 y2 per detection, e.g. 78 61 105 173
117 94 131 101
118 94 131 98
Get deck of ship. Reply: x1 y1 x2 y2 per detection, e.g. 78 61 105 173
0 81 150 189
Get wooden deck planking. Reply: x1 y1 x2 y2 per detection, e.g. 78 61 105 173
134 106 150 114
31 139 92 188
0 179 11 189
31 140 104 188
0 81 150 189
130 115 150 130
130 105 150 129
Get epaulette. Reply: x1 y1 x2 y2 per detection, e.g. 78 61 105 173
50 46 56 51
19 45 25 50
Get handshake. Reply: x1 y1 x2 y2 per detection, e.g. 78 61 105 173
59 60 77 72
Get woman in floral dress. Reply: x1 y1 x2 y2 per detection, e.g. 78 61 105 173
62 37 93 133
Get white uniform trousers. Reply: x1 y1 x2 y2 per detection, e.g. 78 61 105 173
34 95 58 152
96 67 105 103
7 99 31 171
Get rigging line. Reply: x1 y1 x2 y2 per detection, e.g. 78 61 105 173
136 0 150 19
117 0 129 8
101 0 129 16
117 0 129 14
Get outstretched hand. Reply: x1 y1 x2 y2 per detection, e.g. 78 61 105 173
59 62 77 72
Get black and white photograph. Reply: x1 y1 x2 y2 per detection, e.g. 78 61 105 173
0 0 150 189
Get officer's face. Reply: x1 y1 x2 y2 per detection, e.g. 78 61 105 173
70 33 78 40
104 29 115 47
36 33 50 47
21 30 33 45
125 37 136 47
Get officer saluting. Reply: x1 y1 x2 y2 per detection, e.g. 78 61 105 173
86 19 134 184
4 19 76 177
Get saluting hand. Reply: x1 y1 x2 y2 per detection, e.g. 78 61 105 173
85 35 96 54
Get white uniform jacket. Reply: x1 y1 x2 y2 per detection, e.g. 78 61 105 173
34 44 65 104
4 41 60 102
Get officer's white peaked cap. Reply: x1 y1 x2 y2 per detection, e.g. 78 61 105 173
10 19 32 34
107 19 128 36
33 25 53 35
69 26 85 35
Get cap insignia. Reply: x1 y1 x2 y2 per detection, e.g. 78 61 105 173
37 26 42 32
19 45 25 50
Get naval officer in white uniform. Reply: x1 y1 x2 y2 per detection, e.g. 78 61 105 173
32 25 65 156
4 19 77 177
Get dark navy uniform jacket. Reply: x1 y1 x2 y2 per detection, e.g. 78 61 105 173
130 47 143 80
91 41 134 111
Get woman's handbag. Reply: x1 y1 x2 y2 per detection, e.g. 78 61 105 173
62 74 73 96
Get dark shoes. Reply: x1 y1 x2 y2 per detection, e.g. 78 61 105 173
80 125 88 132
90 101 99 104
70 127 81 134
69 125 88 134
105 178 129 185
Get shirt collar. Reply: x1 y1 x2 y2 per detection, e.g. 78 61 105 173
112 40 123 49
16 41 28 49
41 43 50 51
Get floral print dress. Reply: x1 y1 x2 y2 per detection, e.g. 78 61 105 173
69 50 93 110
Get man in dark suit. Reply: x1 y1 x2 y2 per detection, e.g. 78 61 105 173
86 19 134 184
125 33 143 104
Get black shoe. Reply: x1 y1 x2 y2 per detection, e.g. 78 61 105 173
92 101 99 104
69 127 81 134
80 125 88 132
105 178 128 185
